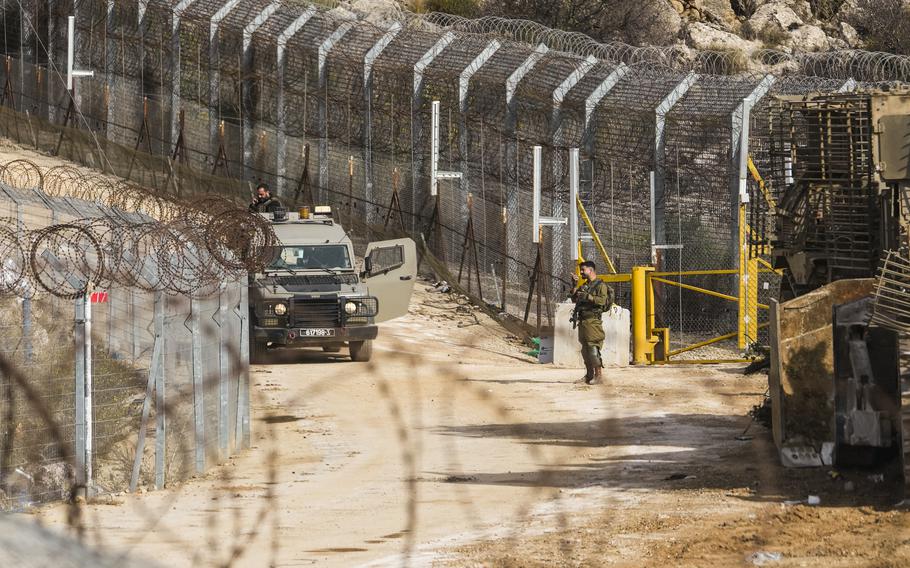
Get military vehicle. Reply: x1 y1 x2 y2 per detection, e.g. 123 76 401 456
763 90 910 493
249 206 416 363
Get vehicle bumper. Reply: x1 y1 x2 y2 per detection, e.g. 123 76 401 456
252 325 378 347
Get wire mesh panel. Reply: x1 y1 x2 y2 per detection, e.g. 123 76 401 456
3 0 910 353
0 156 253 507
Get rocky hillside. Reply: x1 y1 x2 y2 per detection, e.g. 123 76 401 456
681 0 862 52
332 0 908 73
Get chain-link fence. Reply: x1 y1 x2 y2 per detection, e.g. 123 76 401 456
0 160 252 509
1 0 907 353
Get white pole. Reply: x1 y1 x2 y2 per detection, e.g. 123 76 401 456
67 16 75 91
84 290 93 495
569 148 579 260
430 100 440 196
649 170 657 264
66 15 94 92
532 145 542 243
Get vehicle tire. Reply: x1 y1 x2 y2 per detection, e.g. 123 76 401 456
251 341 269 364
322 345 342 353
349 340 373 362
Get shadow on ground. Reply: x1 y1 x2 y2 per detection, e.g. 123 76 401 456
431 412 904 508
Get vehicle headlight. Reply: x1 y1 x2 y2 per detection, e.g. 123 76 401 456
344 301 358 315
274 303 287 316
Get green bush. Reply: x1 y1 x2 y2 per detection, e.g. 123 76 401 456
850 0 910 54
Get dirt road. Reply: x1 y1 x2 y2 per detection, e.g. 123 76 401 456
29 283 910 567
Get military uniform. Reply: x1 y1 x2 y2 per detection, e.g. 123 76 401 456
571 278 614 383
249 195 283 213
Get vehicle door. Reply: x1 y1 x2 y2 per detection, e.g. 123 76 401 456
363 238 416 322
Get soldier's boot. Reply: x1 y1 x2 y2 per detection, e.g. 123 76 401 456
593 347 604 383
582 363 594 384
583 345 599 384
581 345 595 384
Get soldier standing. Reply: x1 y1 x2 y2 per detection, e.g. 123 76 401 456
570 260 614 384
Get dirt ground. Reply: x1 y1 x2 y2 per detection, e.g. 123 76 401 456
10 281 901 567
0 132 905 564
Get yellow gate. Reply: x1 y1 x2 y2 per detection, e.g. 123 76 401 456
574 158 778 365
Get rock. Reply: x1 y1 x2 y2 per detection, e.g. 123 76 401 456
701 0 740 27
837 0 861 20
790 0 814 21
643 1 685 43
749 2 804 34
688 21 760 53
828 37 848 50
789 24 830 51
346 0 403 25
839 21 861 48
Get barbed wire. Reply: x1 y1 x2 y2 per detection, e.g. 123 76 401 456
0 158 277 298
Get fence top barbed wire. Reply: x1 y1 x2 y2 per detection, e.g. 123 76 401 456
0 158 277 299
69 0 910 87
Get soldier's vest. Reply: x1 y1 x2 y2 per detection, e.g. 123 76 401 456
577 280 613 319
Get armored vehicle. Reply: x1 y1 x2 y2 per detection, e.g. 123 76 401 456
249 206 416 363
764 90 910 492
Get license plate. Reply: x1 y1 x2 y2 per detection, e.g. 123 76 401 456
300 328 334 337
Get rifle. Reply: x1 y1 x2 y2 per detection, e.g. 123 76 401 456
569 281 589 329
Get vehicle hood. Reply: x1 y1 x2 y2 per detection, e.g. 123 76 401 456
259 273 363 294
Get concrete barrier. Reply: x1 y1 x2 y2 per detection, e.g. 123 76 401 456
552 302 630 368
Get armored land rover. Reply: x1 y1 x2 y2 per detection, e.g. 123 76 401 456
249 206 416 363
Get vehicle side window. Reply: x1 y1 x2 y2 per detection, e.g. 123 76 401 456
369 245 404 275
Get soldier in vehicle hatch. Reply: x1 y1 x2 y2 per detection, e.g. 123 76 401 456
570 260 614 385
249 182 283 213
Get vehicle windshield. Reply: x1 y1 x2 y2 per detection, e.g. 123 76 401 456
267 245 353 271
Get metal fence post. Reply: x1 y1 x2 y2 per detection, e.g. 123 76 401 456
730 75 777 255
411 32 456 227
653 72 698 254
190 296 205 473
218 283 229 457
46 0 56 123
363 22 401 221
131 288 140 362
154 290 166 489
241 2 280 183
71 287 94 496
85 288 94 496
171 1 196 148
107 286 115 357
11 200 32 362
238 282 250 449
208 1 242 159
318 22 353 194
550 55 596 284
503 45 547 303
459 40 500 200
74 295 87 490
129 330 162 492
275 7 315 197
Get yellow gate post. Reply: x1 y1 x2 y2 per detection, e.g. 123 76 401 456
737 195 761 349
737 200 748 349
632 266 656 364
747 257 759 345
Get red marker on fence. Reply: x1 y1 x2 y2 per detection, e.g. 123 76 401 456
90 291 109 303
